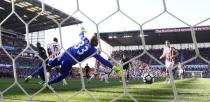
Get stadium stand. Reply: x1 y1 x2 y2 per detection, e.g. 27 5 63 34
100 26 210 79
0 0 82 79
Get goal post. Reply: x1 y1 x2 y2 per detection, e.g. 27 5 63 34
185 71 203 78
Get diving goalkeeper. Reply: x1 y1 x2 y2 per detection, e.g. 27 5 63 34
25 28 122 85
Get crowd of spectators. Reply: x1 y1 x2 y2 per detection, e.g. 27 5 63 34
0 32 40 78
111 48 210 65
1 31 210 79
111 48 210 79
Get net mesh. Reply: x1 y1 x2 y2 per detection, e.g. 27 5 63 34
0 0 210 102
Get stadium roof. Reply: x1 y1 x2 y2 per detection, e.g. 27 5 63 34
0 0 82 34
100 26 210 46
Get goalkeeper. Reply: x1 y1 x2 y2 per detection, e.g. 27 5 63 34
25 27 122 85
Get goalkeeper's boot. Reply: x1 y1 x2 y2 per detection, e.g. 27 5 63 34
24 75 32 83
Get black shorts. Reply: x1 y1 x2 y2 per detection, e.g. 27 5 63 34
123 67 129 70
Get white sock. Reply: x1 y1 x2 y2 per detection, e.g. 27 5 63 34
46 72 50 82
104 74 109 83
62 79 68 85
100 75 104 81
88 74 95 81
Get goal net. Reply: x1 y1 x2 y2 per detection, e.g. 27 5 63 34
1 0 210 102
185 71 203 78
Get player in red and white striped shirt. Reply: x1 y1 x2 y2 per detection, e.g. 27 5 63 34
47 37 67 85
160 40 179 84
47 38 61 61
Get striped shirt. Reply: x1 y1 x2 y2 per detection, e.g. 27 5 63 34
163 47 175 62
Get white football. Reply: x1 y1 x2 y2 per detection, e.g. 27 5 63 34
142 73 154 84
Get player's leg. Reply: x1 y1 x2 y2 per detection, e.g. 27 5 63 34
34 62 46 82
87 71 90 79
87 74 95 83
39 60 52 84
25 58 60 83
164 61 170 84
90 74 95 80
45 63 52 83
25 65 44 83
120 67 126 82
44 59 51 82
42 59 60 81
87 73 99 83
127 69 129 81
54 66 68 85
164 68 169 84
180 72 183 80
166 62 175 84
34 59 60 78
125 69 129 82
48 61 71 85
39 66 46 82
87 67 98 83
178 71 181 79
48 58 61 68
167 62 179 101
46 71 50 82
100 73 104 81
104 74 109 83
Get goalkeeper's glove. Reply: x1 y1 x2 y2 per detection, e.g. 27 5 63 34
81 27 87 33
112 66 123 76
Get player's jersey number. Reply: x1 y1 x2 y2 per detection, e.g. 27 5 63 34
74 41 89 55
53 45 59 52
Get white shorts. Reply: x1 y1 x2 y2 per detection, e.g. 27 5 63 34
165 60 174 68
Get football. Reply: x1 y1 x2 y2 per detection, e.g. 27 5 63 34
142 73 154 84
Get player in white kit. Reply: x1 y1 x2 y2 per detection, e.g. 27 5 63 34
177 62 184 80
99 64 110 83
47 37 68 85
160 40 179 84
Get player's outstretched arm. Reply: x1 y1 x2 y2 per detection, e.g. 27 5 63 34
79 27 89 42
94 54 122 76
94 54 113 68
160 48 166 59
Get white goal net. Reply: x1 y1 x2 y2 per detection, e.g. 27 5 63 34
1 0 210 102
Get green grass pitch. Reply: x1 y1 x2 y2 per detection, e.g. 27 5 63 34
0 78 210 102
